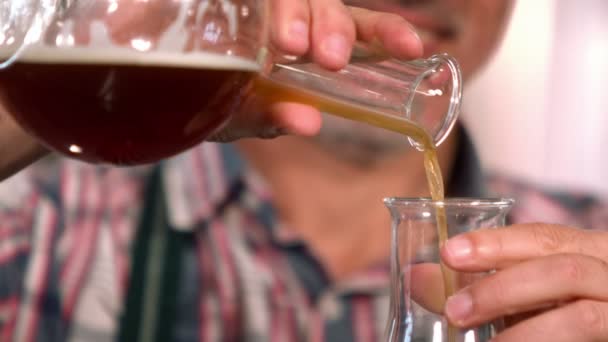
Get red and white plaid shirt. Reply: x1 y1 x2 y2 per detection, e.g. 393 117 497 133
0 143 399 342
4 134 598 342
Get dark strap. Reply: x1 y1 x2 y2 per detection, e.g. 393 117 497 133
117 167 184 342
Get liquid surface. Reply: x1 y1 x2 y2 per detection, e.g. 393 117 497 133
0 46 261 69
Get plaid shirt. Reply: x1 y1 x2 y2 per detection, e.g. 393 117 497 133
487 174 608 230
0 133 486 342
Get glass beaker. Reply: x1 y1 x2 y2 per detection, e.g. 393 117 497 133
0 0 460 165
384 198 514 342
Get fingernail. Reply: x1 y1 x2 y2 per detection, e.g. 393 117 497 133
445 236 473 261
410 29 423 56
410 28 423 47
445 291 473 324
289 20 309 40
322 34 349 64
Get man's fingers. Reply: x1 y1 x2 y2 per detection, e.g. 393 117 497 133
409 263 446 314
492 300 608 342
269 0 311 56
349 7 422 60
441 224 608 272
308 0 356 70
444 254 608 328
269 2 424 69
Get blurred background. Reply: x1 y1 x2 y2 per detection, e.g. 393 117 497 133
462 0 608 226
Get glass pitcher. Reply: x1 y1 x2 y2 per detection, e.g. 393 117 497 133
0 0 461 165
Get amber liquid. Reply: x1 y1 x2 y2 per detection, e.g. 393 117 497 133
424 150 457 342
254 76 457 341
0 52 258 165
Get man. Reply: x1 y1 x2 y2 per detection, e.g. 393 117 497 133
1 1 608 342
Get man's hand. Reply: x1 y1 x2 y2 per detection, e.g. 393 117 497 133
209 2 423 141
441 224 608 341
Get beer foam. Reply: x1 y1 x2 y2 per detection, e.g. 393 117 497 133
0 46 261 71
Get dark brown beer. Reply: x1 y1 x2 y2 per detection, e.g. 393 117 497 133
0 49 258 164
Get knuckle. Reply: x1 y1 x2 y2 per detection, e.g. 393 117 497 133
556 256 586 283
285 1 309 20
585 231 608 259
382 13 408 26
596 258 608 280
207 130 239 142
314 4 354 33
494 232 507 258
531 223 567 253
574 300 608 336
257 127 285 139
